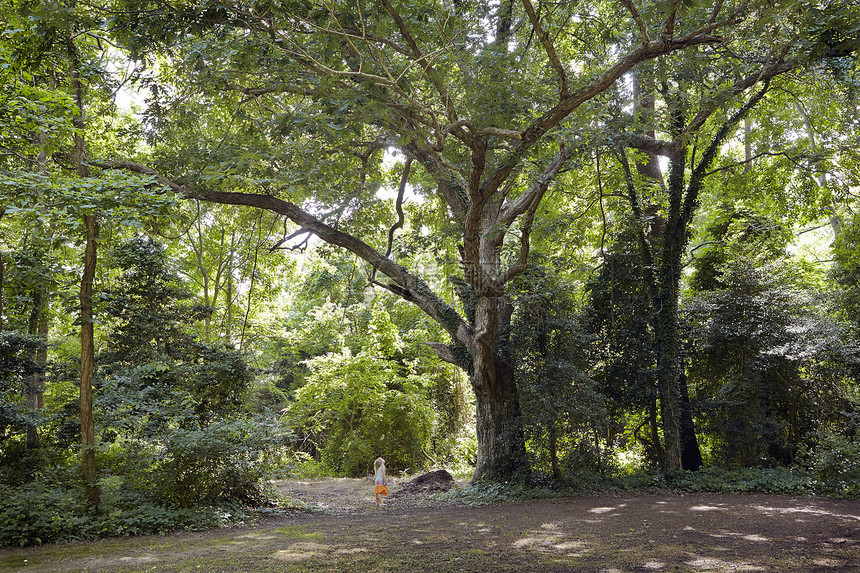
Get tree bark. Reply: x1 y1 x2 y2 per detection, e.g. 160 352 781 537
225 230 235 344
655 154 687 471
679 372 703 470
470 296 528 481
239 214 262 351
80 213 100 512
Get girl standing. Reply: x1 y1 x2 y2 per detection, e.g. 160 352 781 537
373 457 388 506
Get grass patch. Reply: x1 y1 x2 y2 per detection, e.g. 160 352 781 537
0 555 43 570
274 525 324 541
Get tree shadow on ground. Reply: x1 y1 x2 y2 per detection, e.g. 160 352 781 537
1 487 858 572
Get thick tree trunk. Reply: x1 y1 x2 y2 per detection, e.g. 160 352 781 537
470 295 528 482
471 348 528 481
655 299 682 470
655 299 702 471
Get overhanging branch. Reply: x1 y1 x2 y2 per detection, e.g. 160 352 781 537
92 160 472 346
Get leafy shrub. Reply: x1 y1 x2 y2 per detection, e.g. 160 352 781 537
807 430 860 497
272 450 333 479
0 331 43 457
0 476 244 547
0 481 93 546
249 382 289 413
151 418 280 507
512 264 610 479
284 348 436 477
685 256 855 468
611 467 814 495
95 415 284 509
670 466 813 494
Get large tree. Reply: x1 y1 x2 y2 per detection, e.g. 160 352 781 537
100 0 800 480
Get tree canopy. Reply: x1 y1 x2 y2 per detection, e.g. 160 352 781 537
1 0 859 545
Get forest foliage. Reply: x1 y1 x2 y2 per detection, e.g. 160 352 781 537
1 0 860 546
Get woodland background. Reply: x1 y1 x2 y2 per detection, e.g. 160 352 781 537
1 0 859 547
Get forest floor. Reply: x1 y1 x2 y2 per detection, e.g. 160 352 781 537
1 475 859 573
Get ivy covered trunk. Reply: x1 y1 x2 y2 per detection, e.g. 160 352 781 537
655 243 683 472
656 154 703 472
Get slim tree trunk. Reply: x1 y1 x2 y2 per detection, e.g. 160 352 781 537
0 245 4 331
225 230 236 344
24 132 51 450
80 213 99 511
649 399 663 462
549 424 561 480
239 219 261 352
26 293 48 449
0 253 6 331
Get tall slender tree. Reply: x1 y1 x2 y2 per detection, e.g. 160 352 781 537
67 28 101 512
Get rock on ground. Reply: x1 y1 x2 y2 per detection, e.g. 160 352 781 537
391 469 456 497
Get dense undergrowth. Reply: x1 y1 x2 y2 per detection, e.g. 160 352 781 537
433 466 857 507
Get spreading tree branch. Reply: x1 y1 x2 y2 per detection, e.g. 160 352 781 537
620 0 650 45
522 0 568 98
92 160 473 347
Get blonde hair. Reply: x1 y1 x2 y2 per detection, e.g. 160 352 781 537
374 457 385 472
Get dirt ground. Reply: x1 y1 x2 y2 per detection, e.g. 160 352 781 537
2 476 859 572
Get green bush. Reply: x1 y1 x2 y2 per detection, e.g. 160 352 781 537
671 466 813 494
272 450 333 479
610 466 814 495
152 418 281 507
0 473 248 547
0 481 93 546
284 348 436 476
807 431 860 497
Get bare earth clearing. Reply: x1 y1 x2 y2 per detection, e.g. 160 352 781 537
2 476 859 572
